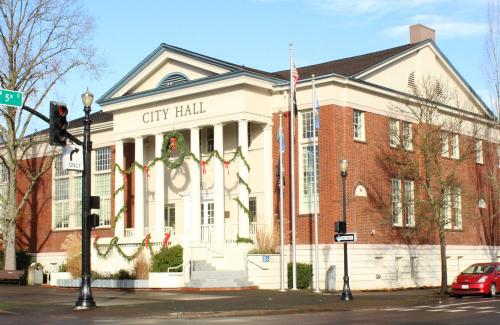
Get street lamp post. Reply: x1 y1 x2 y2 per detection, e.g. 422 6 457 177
75 89 96 309
340 159 353 301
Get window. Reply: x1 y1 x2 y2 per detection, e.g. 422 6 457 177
476 139 483 164
454 190 462 229
403 122 413 150
391 179 402 226
443 189 452 229
353 110 365 141
389 119 400 147
93 147 111 226
300 111 319 213
158 73 189 88
392 179 415 227
404 180 415 227
53 155 70 229
441 131 449 157
450 134 459 159
165 204 175 229
201 202 214 225
207 127 214 152
249 197 257 223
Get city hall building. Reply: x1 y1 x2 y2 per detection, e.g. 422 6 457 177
4 25 500 290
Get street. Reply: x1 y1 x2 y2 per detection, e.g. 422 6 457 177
1 285 500 324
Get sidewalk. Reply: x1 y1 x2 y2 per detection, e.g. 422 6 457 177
0 285 451 322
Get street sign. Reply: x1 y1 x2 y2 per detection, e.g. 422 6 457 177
334 233 357 243
63 144 83 171
0 89 23 107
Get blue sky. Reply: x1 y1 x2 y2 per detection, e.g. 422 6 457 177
39 0 491 130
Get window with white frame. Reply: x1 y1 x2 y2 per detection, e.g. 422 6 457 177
249 197 257 223
93 147 111 226
207 127 214 152
353 110 365 141
443 189 452 229
476 139 483 164
392 179 415 227
404 180 415 227
403 122 413 150
164 204 175 229
389 119 400 147
454 189 462 229
450 133 459 159
391 179 402 226
441 131 449 157
53 155 69 229
300 111 319 213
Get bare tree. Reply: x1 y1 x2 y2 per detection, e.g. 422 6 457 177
382 77 480 295
0 0 101 270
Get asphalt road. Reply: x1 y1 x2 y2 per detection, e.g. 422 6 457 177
1 285 499 324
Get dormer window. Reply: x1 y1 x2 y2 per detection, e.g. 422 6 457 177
158 73 189 88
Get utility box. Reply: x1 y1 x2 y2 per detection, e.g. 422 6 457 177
325 265 336 292
27 263 43 286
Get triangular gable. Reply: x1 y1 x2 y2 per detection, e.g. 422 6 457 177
352 40 493 119
97 44 247 104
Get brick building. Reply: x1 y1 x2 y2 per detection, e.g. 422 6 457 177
2 24 499 290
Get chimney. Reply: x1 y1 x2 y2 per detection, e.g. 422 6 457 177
409 24 436 44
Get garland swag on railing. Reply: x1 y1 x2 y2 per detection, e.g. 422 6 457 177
93 234 153 261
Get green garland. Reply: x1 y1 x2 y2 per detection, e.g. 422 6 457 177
102 130 253 261
93 235 154 262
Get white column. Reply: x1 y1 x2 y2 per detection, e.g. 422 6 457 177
154 133 165 241
114 139 125 238
263 124 273 228
190 127 201 241
214 123 225 243
134 136 145 239
238 120 249 238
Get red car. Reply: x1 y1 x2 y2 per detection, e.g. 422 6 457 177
451 262 500 297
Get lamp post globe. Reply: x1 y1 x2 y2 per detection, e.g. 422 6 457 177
340 159 353 301
75 88 96 309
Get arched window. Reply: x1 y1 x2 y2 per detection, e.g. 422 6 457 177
158 73 189 88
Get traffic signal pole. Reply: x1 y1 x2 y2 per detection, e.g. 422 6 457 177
21 105 82 146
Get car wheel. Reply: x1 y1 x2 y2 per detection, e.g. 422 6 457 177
490 284 496 297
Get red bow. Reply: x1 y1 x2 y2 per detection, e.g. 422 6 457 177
224 160 230 174
201 160 206 174
170 137 177 151
144 233 151 248
162 232 171 248
143 165 150 177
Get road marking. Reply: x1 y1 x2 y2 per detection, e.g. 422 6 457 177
476 310 495 313
428 309 451 312
445 310 466 313
475 306 494 309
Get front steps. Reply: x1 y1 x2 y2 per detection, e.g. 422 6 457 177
186 259 255 289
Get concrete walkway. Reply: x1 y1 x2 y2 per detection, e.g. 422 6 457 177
0 285 464 324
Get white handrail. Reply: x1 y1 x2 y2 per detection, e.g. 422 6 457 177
167 260 190 272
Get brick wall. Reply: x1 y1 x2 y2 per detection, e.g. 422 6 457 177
273 105 500 247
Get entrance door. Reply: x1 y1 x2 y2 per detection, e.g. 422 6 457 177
201 201 214 242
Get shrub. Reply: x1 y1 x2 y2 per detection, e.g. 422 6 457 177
236 236 253 244
112 269 136 280
288 263 312 289
252 226 277 254
134 251 150 279
151 245 183 272
0 251 32 270
58 263 67 272
60 233 81 277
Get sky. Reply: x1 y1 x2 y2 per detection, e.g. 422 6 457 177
36 0 492 130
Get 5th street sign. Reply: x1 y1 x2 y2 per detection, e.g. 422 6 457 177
0 89 23 107
334 233 357 243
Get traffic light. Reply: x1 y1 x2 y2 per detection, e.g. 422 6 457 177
49 101 68 146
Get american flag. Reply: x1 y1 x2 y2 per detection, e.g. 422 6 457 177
292 59 299 86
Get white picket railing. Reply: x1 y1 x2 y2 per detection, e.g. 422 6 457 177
164 226 175 235
201 224 215 243
124 228 135 238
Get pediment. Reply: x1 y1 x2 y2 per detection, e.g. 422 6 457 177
354 42 492 119
98 44 244 103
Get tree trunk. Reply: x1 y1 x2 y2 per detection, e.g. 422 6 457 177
3 171 17 270
438 227 448 295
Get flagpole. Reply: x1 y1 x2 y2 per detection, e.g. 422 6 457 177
279 108 285 292
289 43 297 290
312 74 320 293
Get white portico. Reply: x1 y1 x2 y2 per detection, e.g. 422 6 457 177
97 44 279 252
